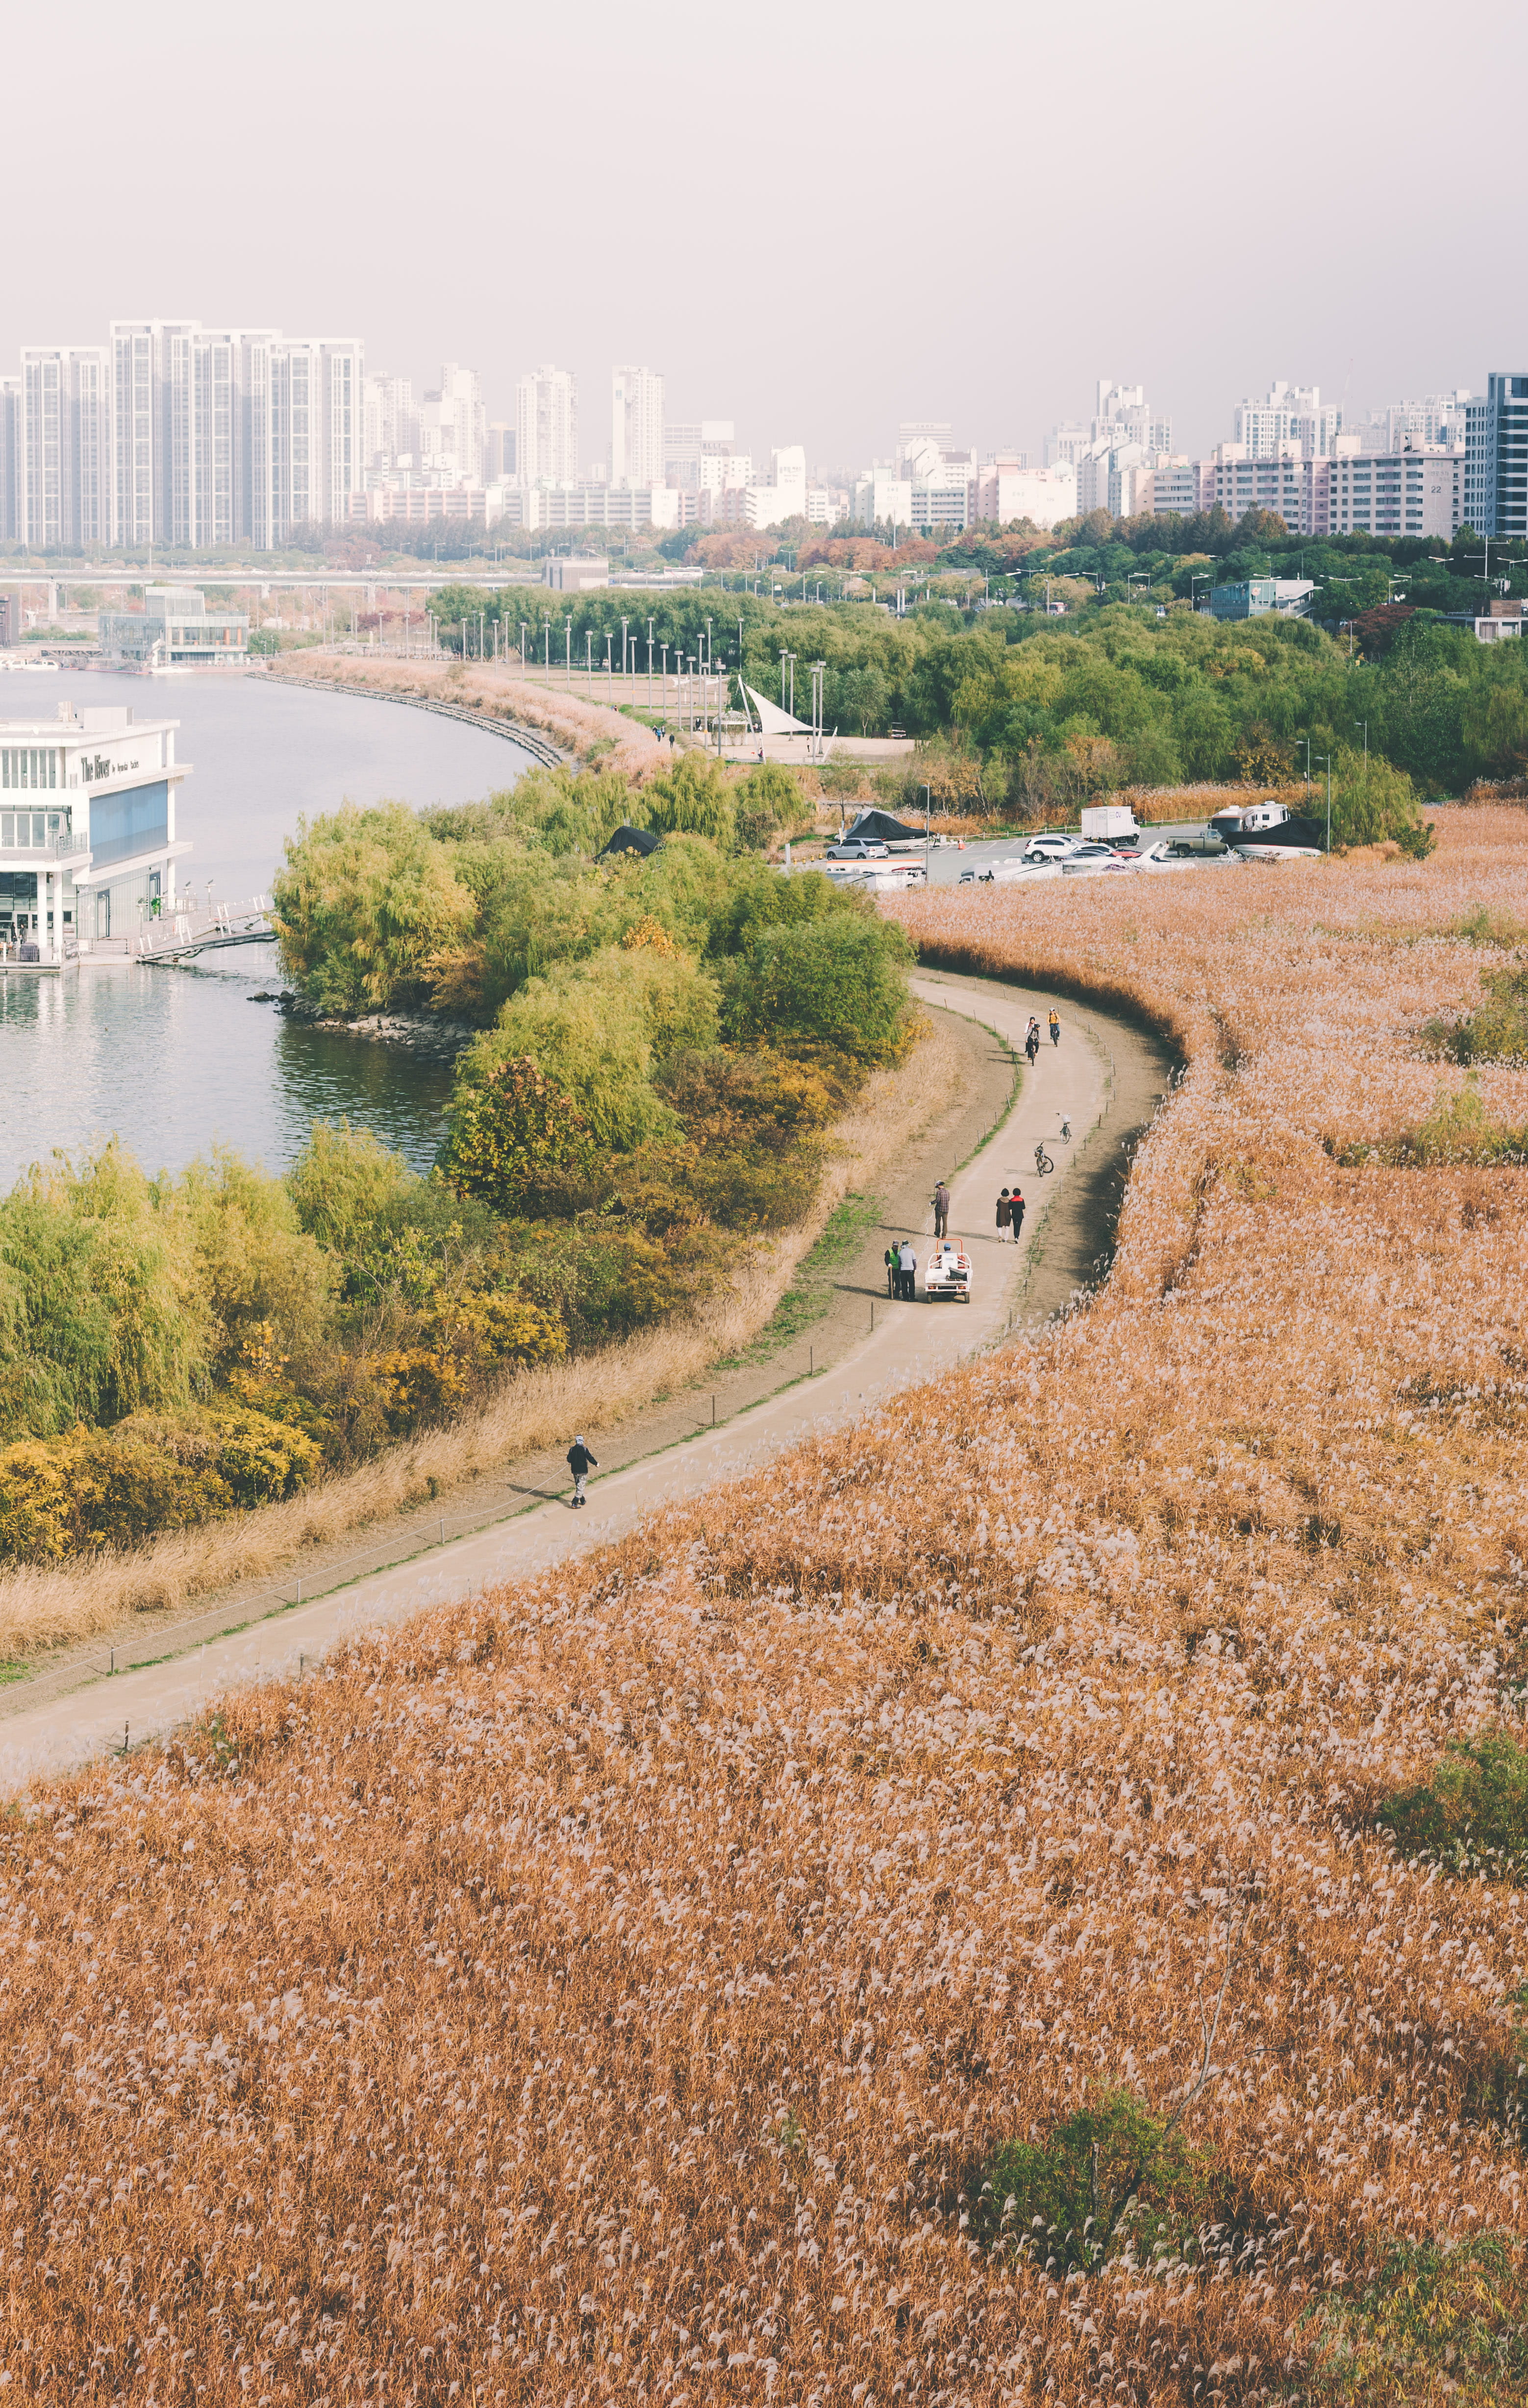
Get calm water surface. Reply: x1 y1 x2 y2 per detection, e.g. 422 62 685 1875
0 666 531 1181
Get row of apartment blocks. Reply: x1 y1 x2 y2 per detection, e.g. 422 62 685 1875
0 323 365 550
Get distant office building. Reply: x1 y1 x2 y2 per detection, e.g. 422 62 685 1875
419 364 484 486
1209 578 1316 621
852 468 912 530
972 459 1073 528
364 374 418 469
484 422 515 481
1145 458 1198 517
100 584 249 668
543 556 609 592
1381 390 1471 451
1199 447 1310 529
611 366 664 488
666 420 742 491
1321 445 1463 539
1465 375 1528 539
1230 381 1341 459
517 365 578 486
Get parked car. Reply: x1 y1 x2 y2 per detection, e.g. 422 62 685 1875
825 838 890 860
1022 834 1081 861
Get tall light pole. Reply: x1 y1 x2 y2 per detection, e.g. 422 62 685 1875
1295 735 1312 806
565 615 572 686
622 615 629 685
647 617 654 708
1313 752 1333 853
923 782 931 885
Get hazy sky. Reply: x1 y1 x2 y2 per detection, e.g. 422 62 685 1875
6 0 1523 473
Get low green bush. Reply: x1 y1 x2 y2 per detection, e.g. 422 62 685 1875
1377 1727 1528 1876
1306 2231 1528 2404
976 2090 1215 2274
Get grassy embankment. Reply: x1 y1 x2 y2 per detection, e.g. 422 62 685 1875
0 762 926 1654
11 813 1528 2394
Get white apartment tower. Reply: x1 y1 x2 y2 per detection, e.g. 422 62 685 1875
611 365 664 488
1231 382 1341 459
19 346 111 549
364 374 418 469
419 363 484 485
517 365 578 486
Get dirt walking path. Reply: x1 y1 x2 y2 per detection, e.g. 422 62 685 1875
0 975 1171 1790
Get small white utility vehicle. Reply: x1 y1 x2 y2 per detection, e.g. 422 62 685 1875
924 1240 973 1301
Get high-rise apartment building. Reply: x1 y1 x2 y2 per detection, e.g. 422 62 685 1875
92 320 362 549
364 374 418 469
1465 375 1528 540
611 365 664 488
517 365 578 486
19 346 111 549
1381 390 1471 451
419 364 484 485
0 377 20 543
1230 381 1341 459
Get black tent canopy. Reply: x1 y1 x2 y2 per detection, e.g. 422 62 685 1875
843 808 926 844
598 823 662 859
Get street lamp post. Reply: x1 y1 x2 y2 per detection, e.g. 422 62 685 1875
1295 735 1313 806
1313 753 1334 852
565 616 572 686
605 632 614 702
647 618 654 709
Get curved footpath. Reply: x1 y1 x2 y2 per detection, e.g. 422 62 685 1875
0 974 1172 1790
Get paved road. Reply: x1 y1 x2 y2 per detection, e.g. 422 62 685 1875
0 973 1154 1792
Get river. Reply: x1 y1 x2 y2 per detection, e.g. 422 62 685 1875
0 665 533 1185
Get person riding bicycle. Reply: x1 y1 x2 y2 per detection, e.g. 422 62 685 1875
1049 1009 1060 1047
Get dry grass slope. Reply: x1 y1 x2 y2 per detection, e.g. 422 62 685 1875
10 815 1528 2400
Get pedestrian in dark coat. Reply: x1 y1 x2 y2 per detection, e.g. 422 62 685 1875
932 1180 951 1239
1010 1185 1026 1241
567 1435 598 1508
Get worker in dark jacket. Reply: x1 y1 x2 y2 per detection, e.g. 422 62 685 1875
567 1435 598 1508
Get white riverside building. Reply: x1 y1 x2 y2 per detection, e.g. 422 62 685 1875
0 702 189 960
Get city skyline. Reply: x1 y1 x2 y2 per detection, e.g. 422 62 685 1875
2 0 1521 482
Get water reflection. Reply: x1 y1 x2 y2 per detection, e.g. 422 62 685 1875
0 665 519 1184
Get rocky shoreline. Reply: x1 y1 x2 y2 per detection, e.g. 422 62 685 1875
246 991 477 1062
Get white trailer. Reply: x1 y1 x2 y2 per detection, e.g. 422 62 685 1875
1079 804 1139 842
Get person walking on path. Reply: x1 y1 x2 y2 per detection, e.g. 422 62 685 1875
996 1187 1012 1241
932 1180 951 1240
1010 1183 1026 1241
897 1238 918 1300
1049 1008 1060 1047
567 1434 598 1509
884 1243 898 1296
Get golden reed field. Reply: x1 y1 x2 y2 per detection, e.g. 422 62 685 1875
10 811 1528 2402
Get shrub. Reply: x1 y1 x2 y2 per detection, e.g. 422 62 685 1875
976 2091 1215 2274
439 1057 596 1216
723 914 914 1065
1377 1728 1528 1875
1306 2232 1528 2404
1431 965 1528 1065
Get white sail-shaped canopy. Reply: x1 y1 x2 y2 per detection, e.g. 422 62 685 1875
742 682 813 735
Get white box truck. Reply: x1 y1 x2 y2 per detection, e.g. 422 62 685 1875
1080 804 1139 842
